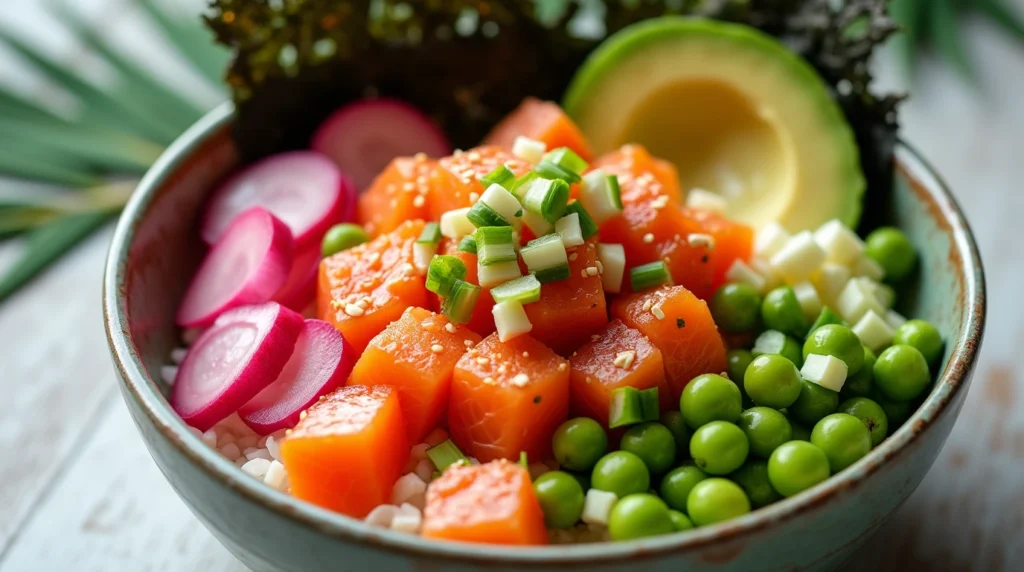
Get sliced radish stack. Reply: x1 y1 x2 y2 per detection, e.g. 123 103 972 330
201 152 356 246
311 98 452 190
272 246 322 312
238 319 356 435
172 302 304 432
177 208 294 328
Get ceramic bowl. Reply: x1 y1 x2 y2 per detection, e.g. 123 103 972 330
103 103 985 572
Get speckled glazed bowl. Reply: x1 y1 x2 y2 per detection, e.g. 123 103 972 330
104 103 985 572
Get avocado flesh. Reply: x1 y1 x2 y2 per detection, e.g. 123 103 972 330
563 18 864 231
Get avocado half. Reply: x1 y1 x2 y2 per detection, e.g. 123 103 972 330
563 18 864 231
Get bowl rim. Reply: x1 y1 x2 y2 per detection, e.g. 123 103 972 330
103 102 986 564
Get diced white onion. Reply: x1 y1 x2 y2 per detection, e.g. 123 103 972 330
493 300 533 342
874 282 896 309
521 235 568 273
597 243 626 294
391 512 423 534
749 258 781 293
813 219 865 266
725 259 767 292
800 354 848 392
812 262 852 304
440 208 475 239
792 281 823 322
685 188 728 213
581 489 618 526
579 169 623 226
512 136 546 164
478 260 522 289
754 222 791 259
521 209 553 236
852 310 895 353
555 213 585 248
836 278 886 323
770 231 827 282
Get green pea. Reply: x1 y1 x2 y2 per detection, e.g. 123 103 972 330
621 422 677 475
533 471 585 529
838 397 889 446
738 407 793 458
591 451 650 498
761 286 808 338
803 324 864 376
711 283 762 333
767 441 831 497
873 344 931 401
871 387 913 427
668 510 695 531
752 330 804 368
321 223 369 257
841 346 877 398
743 354 802 409
809 306 846 332
729 460 782 508
790 380 839 426
689 421 749 475
659 464 708 512
680 374 742 429
810 413 872 472
864 227 916 282
608 494 674 541
686 478 751 526
660 411 691 459
893 320 944 367
727 349 754 385
552 417 608 472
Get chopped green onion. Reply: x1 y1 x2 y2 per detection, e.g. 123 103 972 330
519 451 529 471
426 255 467 297
609 387 642 428
521 233 568 276
457 235 477 254
478 259 522 288
580 170 623 225
427 439 469 472
534 161 581 184
509 171 539 199
607 174 623 210
520 209 553 236
441 279 481 324
543 147 589 175
565 201 599 240
630 261 672 292
638 387 660 422
554 212 585 248
417 222 442 245
533 264 571 283
480 164 516 188
414 242 438 274
440 207 476 239
475 226 517 266
490 274 542 305
521 177 570 223
478 183 524 225
467 200 511 228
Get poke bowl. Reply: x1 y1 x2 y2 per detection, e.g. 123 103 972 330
103 13 984 572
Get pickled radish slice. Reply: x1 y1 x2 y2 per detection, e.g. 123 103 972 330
311 99 452 190
238 319 356 435
273 246 321 312
177 208 294 328
201 152 355 246
172 302 304 431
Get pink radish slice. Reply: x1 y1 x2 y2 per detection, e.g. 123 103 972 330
177 208 294 328
272 246 321 311
311 98 452 190
201 152 356 247
238 319 356 435
172 302 304 432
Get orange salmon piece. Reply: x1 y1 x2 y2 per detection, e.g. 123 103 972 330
348 307 481 442
449 334 569 462
569 319 670 425
682 208 755 290
318 220 429 353
483 98 594 162
280 385 409 518
358 156 436 237
426 146 530 221
422 459 548 545
611 286 727 402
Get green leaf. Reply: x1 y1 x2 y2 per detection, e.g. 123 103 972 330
977 0 1024 44
45 0 206 132
0 142 99 187
930 0 976 83
0 210 112 302
0 117 163 174
139 0 230 90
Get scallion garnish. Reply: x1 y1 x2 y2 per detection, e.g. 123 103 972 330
533 264 571 283
554 212 585 248
427 439 469 472
565 201 599 240
457 235 477 254
478 259 522 288
542 147 589 175
467 200 510 227
580 170 624 225
534 160 581 184
519 451 529 471
417 222 442 245
521 177 570 223
441 279 481 324
490 274 542 305
480 164 516 188
426 255 467 297
609 387 642 428
478 183 524 226
475 226 517 266
638 387 660 422
630 260 672 291
520 233 569 283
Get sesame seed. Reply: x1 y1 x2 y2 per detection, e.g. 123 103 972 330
568 253 578 262
522 351 530 358
688 233 715 249
445 323 457 333
417 185 429 195
413 195 426 208
344 303 365 317
468 151 482 162
464 340 474 347
329 299 343 310
651 305 666 320
643 233 655 244
580 269 588 278
511 373 529 387
557 363 568 372
483 376 495 385
651 195 669 209
299 410 308 421
497 364 508 374
389 199 397 208
585 266 599 276
386 184 397 193
595 261 604 273
415 152 427 162
454 149 464 156
362 296 373 305
642 299 653 312
591 334 602 342
476 357 490 365
416 176 428 185
431 344 444 354
355 299 369 310
613 350 637 370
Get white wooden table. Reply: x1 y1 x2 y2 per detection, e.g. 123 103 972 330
1 2 1022 571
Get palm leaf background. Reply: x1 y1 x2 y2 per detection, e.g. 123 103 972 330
0 0 1023 303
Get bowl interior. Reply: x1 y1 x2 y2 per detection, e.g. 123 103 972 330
104 103 984 563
